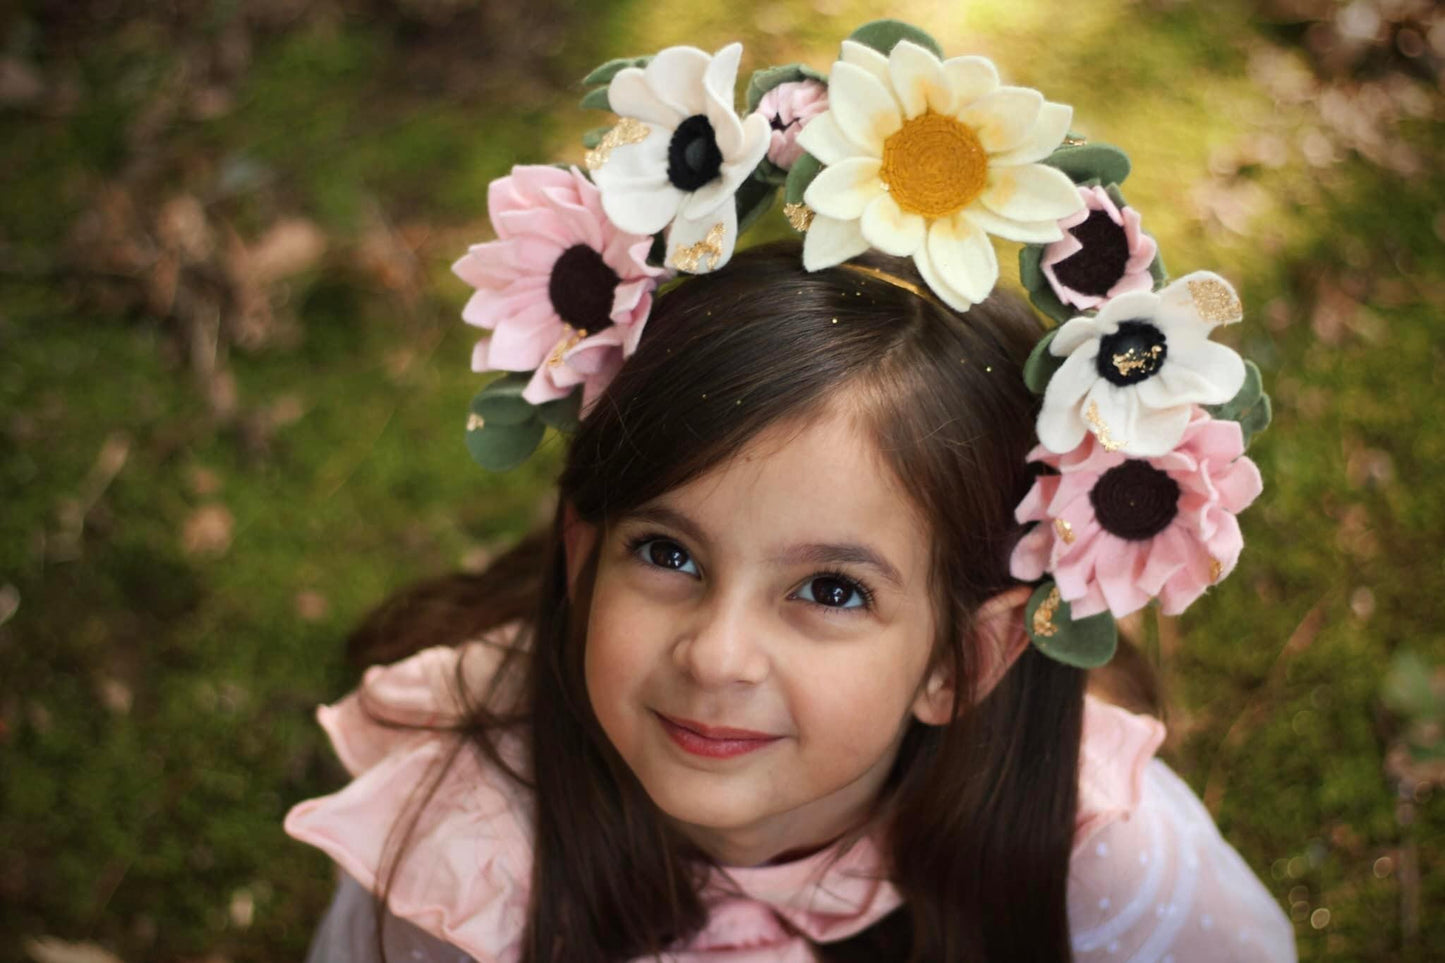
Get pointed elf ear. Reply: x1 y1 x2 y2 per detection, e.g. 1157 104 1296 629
912 586 1033 725
562 502 598 600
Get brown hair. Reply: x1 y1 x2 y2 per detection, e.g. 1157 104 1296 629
352 240 1089 961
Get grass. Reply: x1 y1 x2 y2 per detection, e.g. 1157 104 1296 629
1 0 1440 959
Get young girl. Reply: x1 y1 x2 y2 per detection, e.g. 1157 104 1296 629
286 22 1295 963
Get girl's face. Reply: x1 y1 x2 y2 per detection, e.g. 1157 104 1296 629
581 401 944 867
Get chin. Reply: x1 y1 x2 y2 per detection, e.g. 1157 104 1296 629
640 771 772 832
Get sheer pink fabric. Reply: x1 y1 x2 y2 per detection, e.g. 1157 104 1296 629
286 640 1295 962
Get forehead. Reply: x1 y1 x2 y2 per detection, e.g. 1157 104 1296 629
645 402 932 568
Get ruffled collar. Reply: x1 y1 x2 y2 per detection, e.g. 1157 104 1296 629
285 640 1162 961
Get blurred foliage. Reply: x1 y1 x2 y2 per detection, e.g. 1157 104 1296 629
0 0 1442 960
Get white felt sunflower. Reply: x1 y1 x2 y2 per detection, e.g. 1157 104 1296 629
1037 271 1248 457
587 43 771 274
796 40 1083 310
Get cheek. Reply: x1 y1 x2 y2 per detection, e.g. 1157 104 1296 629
583 571 659 741
785 646 924 768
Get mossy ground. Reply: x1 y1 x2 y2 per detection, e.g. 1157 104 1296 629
1 1 1440 960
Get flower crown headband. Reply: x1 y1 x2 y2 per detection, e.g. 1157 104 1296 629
453 19 1272 668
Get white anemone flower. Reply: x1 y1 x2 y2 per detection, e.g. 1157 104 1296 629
588 43 770 274
1037 271 1248 457
796 40 1083 310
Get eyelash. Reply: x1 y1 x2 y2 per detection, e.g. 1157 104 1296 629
623 532 877 613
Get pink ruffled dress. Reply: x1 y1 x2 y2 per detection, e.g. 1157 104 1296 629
285 639 1296 962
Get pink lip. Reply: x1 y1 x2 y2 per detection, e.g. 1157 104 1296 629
655 712 782 759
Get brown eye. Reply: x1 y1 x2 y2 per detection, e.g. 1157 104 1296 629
636 538 698 575
798 575 866 610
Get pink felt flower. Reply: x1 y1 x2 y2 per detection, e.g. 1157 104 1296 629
1010 408 1262 619
1041 185 1157 311
756 79 829 170
452 164 667 410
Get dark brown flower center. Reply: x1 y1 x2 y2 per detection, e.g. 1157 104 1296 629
1051 208 1131 298
548 244 620 332
1096 320 1167 386
667 114 724 191
1090 459 1181 541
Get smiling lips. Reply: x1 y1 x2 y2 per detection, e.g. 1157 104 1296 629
655 712 782 758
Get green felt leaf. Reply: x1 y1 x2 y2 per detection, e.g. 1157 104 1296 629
785 152 823 205
735 173 779 235
1205 360 1273 447
536 392 582 433
582 125 611 149
1022 327 1064 395
847 19 944 59
581 56 650 88
1025 581 1119 668
1018 244 1072 325
470 373 536 426
745 63 829 114
579 86 613 113
1148 247 1169 286
465 411 546 472
1045 143 1132 187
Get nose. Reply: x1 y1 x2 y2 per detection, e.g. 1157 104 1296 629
672 588 770 688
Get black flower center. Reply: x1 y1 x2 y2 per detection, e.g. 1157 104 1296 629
667 114 724 192
769 114 795 132
1090 460 1181 541
1051 208 1131 298
1096 320 1168 386
548 244 620 332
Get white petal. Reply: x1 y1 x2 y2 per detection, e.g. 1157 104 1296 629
839 40 892 88
681 120 767 222
860 193 925 256
962 203 1063 243
803 156 884 221
1042 345 1102 408
926 213 998 305
958 86 1043 154
795 110 869 165
980 162 1083 223
992 101 1073 167
1138 342 1246 407
828 61 902 156
731 111 773 171
888 39 953 119
1094 288 1160 328
1051 316 1108 357
601 183 684 235
666 200 738 273
1157 270 1244 329
702 43 745 157
942 55 999 105
644 45 712 118
608 68 684 128
1089 384 1192 457
802 213 870 271
911 243 973 312
588 126 671 192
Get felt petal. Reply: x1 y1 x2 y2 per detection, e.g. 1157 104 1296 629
1097 549 1152 618
589 128 673 193
1094 288 1161 328
607 67 685 128
828 61 902 156
802 213 870 271
1051 317 1109 357
926 213 998 305
523 364 573 405
804 156 884 221
600 183 684 236
1137 342 1246 408
942 55 999 106
888 40 953 119
795 110 869 166
482 302 564 370
703 44 745 158
666 199 739 273
910 242 973 312
1036 355 1099 453
1157 270 1243 329
1212 455 1264 512
644 45 712 118
962 203 1063 244
1009 524 1052 581
1135 525 1193 598
452 242 512 289
980 162 1084 223
957 86 1043 154
839 40 892 89
991 101 1074 167
1088 384 1192 457
859 193 925 256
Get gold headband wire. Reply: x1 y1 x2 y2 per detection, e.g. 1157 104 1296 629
837 262 948 311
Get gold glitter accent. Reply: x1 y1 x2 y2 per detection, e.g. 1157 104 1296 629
1209 557 1224 583
1053 518 1076 545
880 112 987 219
1032 585 1061 639
1085 400 1125 452
1187 277 1242 325
584 118 650 171
467 413 485 431
546 325 588 368
1063 134 1088 147
670 222 727 272
783 202 815 232
1112 344 1164 377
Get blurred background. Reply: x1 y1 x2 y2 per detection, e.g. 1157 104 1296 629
1 0 1441 959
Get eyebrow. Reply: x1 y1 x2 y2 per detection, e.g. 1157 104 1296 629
618 505 906 589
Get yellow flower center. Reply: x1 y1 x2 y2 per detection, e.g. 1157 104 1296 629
880 112 988 220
